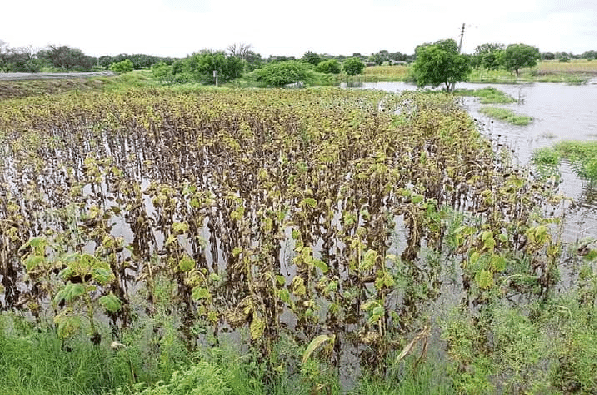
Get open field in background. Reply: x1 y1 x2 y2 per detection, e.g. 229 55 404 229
537 59 597 74
362 65 411 81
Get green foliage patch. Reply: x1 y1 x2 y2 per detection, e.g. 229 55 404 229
454 87 516 104
479 106 533 125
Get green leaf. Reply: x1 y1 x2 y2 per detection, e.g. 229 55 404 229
54 283 86 304
92 267 114 285
54 314 82 339
178 255 195 272
172 222 189 234
24 255 45 271
302 334 335 364
192 287 211 300
278 288 291 304
491 255 507 272
411 194 424 204
313 259 328 274
301 198 317 208
292 276 306 296
99 293 122 313
475 270 493 290
360 249 378 271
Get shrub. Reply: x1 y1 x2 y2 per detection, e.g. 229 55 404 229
110 59 134 73
315 59 341 74
251 61 313 87
151 62 173 83
343 57 365 75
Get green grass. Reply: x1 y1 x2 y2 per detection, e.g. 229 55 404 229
479 106 533 125
0 314 456 395
454 87 516 104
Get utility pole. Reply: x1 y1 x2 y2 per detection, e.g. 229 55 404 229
458 23 465 54
450 23 466 92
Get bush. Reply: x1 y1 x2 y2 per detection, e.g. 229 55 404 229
152 62 174 83
110 59 134 73
251 61 314 87
315 59 341 74
343 57 365 75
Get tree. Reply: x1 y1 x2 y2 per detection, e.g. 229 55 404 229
227 43 253 60
315 59 341 74
411 39 471 92
38 45 95 71
185 50 244 84
302 51 322 66
369 53 384 66
343 57 365 75
0 43 42 72
474 43 505 70
502 43 540 76
252 61 313 87
541 52 555 60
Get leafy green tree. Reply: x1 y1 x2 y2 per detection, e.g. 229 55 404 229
502 43 540 76
302 51 322 66
581 50 597 60
252 60 313 87
0 43 42 72
185 50 244 84
475 43 505 70
38 45 95 71
369 53 384 66
315 59 341 74
343 57 365 75
541 52 555 60
412 39 471 91
110 59 134 73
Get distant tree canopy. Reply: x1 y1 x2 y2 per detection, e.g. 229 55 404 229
98 53 173 69
0 41 42 72
412 39 471 92
343 57 365 75
502 43 540 76
37 45 96 71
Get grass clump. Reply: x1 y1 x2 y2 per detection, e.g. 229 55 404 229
479 106 533 125
454 87 516 104
553 140 597 186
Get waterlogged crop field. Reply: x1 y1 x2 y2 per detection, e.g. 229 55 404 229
0 87 592 392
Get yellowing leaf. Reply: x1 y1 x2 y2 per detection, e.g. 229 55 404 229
250 316 265 340
302 334 335 364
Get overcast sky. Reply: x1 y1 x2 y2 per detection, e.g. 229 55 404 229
2 0 596 58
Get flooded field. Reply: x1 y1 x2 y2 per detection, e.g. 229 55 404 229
347 80 597 243
1 86 594 393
